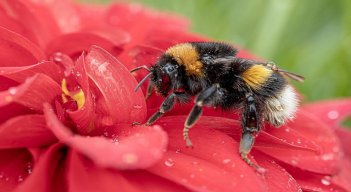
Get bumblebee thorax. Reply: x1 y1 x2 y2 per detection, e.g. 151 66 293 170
165 43 204 77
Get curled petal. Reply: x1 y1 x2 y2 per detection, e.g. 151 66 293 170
302 99 351 128
0 26 45 66
0 115 56 148
43 103 168 170
65 53 95 135
0 74 61 111
45 32 125 59
85 46 146 124
0 61 63 83
66 150 141 192
0 0 60 47
0 148 33 192
14 143 67 192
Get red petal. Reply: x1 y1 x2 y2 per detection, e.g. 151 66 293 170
14 143 67 192
0 148 33 192
0 26 45 66
262 110 343 174
253 152 302 192
150 116 266 192
0 74 61 111
335 127 351 159
44 103 168 169
64 54 95 134
122 170 191 192
284 162 350 192
0 0 60 47
85 46 146 124
0 115 56 148
302 99 351 128
45 32 125 59
66 150 140 192
0 61 63 83
332 159 351 192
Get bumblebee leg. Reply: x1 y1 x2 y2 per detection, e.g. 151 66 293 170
145 82 153 100
184 85 218 147
240 95 265 172
146 92 178 125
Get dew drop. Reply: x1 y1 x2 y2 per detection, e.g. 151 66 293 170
133 105 143 109
53 52 63 62
291 159 298 165
192 161 199 165
5 177 9 181
285 128 290 132
0 172 4 179
8 87 17 95
327 111 339 120
103 131 109 137
189 174 195 179
175 149 181 154
321 176 331 186
164 158 175 167
212 152 217 156
239 174 244 178
222 159 231 164
26 162 33 175
17 175 24 182
221 140 225 144
296 138 302 144
321 153 334 161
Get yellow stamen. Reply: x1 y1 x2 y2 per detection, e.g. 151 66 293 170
61 78 85 110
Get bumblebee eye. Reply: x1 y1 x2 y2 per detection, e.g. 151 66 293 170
164 63 176 74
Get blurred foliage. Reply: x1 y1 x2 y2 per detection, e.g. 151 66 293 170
83 0 351 101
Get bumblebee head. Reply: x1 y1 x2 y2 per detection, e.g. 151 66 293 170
150 54 179 96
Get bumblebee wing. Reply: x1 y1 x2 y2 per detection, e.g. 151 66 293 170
213 57 305 82
275 69 305 82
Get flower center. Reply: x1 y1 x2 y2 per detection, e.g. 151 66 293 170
61 78 85 110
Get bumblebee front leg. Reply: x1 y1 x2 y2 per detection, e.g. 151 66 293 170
240 95 265 172
184 84 218 147
146 93 177 125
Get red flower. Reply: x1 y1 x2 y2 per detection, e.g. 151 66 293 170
0 0 350 192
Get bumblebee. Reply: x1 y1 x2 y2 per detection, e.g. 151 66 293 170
131 42 304 170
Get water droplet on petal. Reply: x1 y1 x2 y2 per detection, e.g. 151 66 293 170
327 110 339 119
222 159 231 164
296 138 302 144
285 128 290 132
122 153 138 164
103 131 109 137
8 87 17 95
291 159 298 165
321 176 331 186
321 153 334 161
5 177 9 181
17 175 24 182
164 158 175 167
0 172 4 179
133 105 143 109
189 174 195 179
26 163 33 175
192 161 199 165
239 174 244 178
175 149 181 154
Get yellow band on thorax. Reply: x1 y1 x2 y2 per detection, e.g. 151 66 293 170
242 65 272 89
166 43 204 77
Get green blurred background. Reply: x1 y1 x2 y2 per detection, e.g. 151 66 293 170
83 0 351 102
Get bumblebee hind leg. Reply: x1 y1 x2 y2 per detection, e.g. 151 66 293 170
240 94 265 173
184 84 219 147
